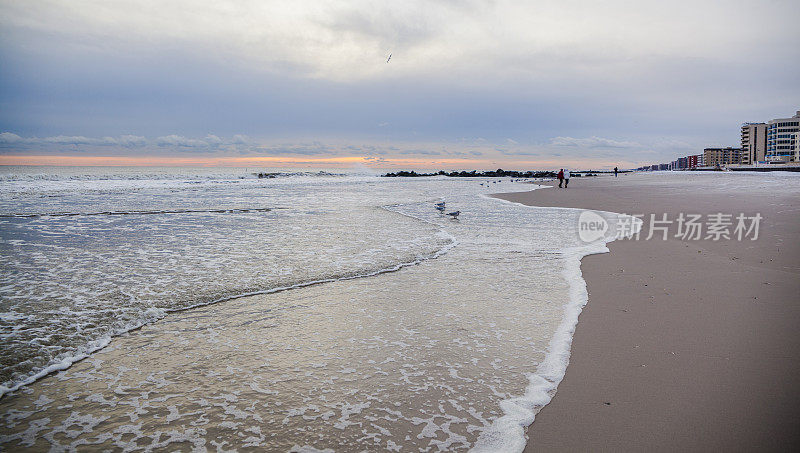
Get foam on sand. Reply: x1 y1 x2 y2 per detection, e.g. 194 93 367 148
2 169 642 450
472 201 642 453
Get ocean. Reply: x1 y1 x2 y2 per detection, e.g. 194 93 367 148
0 167 626 451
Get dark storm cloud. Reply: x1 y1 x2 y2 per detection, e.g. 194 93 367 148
0 0 798 167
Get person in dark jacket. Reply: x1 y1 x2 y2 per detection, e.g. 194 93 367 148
557 169 564 188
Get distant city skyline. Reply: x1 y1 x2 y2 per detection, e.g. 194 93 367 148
1 0 799 169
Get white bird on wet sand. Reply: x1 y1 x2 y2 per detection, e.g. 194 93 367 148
434 201 446 212
446 211 460 219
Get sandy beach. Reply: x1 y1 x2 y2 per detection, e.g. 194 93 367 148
3 0 799 450
1 171 799 451
495 173 800 451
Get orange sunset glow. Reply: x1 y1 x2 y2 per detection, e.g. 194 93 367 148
0 154 631 170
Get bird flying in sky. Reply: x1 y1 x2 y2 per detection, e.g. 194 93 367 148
386 53 392 63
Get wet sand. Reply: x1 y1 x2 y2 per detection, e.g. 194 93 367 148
495 173 800 452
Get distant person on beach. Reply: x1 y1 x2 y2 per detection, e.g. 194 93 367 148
557 169 564 188
614 166 618 177
563 169 570 188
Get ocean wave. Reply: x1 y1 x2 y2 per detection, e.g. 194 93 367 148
0 205 455 398
471 207 643 453
0 168 369 183
0 231 455 398
0 207 275 218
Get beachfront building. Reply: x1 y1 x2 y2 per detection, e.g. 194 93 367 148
795 133 800 161
669 155 700 170
741 123 767 164
766 111 800 162
704 148 720 167
703 147 742 167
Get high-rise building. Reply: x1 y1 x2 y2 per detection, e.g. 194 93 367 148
766 111 800 162
795 133 800 162
703 147 742 167
741 123 767 164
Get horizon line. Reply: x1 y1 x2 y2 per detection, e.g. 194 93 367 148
0 154 628 170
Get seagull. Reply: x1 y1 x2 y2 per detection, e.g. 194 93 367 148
446 211 460 219
386 53 392 63
435 201 446 212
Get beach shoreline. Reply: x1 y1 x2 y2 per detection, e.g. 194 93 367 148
494 173 800 451
2 171 798 451
1 174 588 451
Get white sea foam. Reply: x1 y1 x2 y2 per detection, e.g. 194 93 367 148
2 167 657 451
1 169 466 396
0 229 456 397
471 203 642 453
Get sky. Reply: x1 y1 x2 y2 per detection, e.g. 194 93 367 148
1 0 798 170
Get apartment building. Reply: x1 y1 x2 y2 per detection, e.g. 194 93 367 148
741 122 767 164
703 147 742 167
766 111 800 162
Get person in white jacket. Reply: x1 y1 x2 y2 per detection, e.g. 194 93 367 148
563 169 571 188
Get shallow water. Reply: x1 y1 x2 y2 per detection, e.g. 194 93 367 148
0 168 621 451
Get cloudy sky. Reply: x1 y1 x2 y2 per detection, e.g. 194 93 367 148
1 0 798 169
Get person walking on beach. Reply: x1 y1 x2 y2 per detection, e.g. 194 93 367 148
614 166 618 177
563 169 570 188
557 169 564 188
